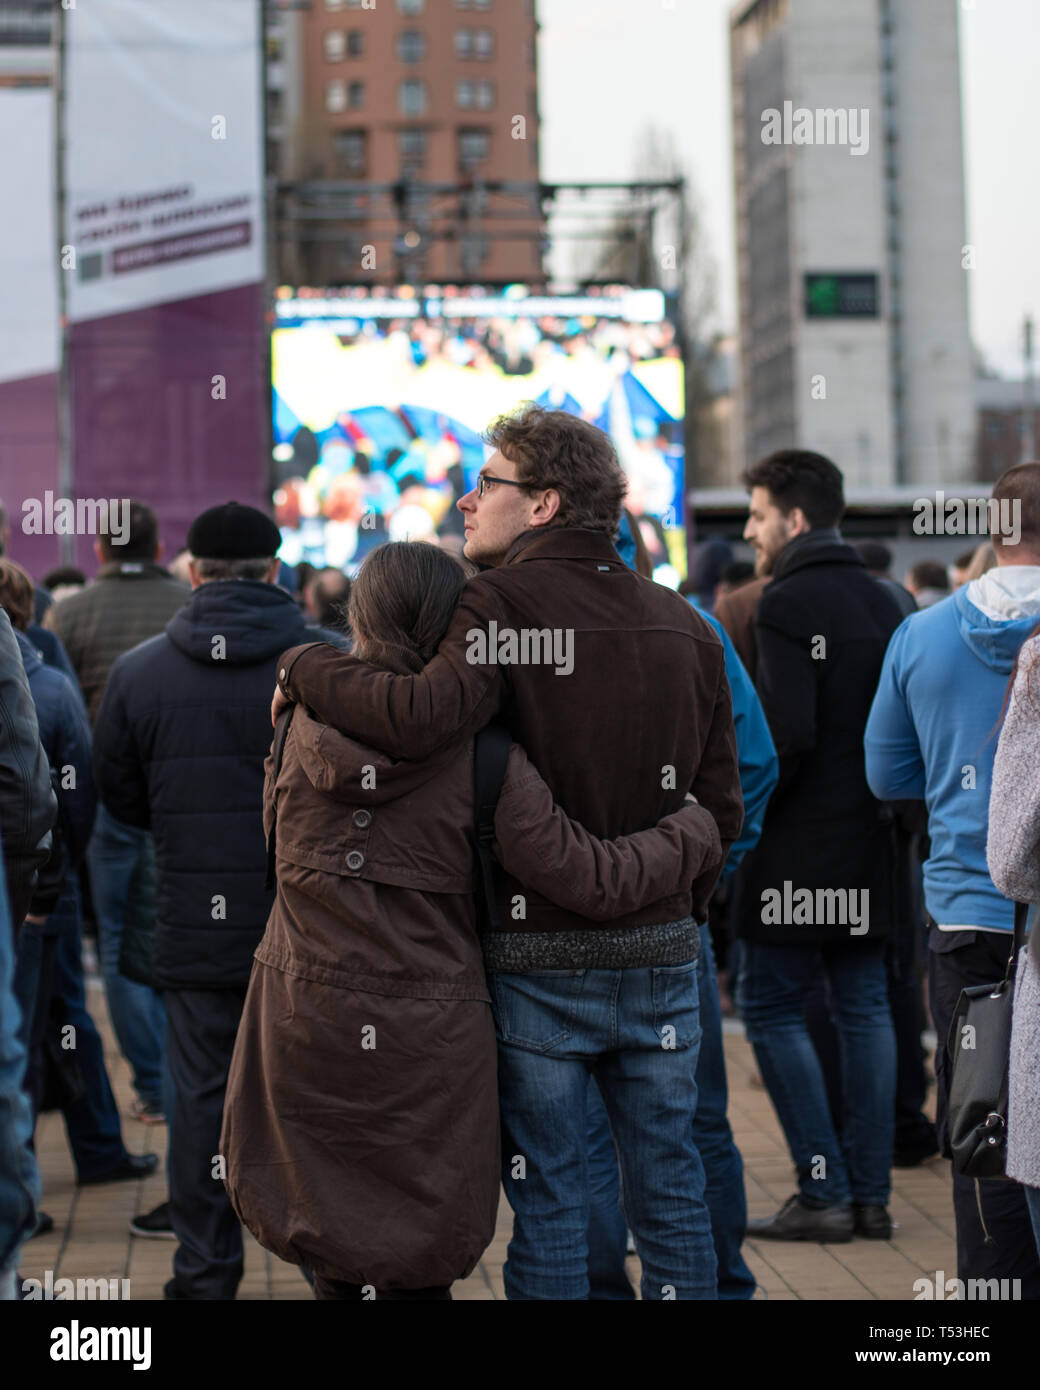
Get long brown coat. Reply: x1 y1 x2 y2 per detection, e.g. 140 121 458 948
221 709 722 1290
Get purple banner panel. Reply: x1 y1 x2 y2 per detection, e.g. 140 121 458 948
66 282 268 572
0 371 60 579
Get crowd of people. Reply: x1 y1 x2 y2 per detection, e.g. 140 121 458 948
0 405 1038 1301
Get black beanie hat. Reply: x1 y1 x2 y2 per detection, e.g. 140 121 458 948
186 501 281 560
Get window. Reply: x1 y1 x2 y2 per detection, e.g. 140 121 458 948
398 129 428 170
324 29 345 62
397 0 425 13
455 0 492 9
396 29 426 62
475 80 494 109
458 127 490 170
333 130 367 174
324 0 345 9
398 79 428 115
455 28 473 57
474 28 494 58
348 80 365 109
325 80 347 112
346 29 364 57
456 79 474 108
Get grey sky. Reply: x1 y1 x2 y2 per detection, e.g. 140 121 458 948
539 0 1036 378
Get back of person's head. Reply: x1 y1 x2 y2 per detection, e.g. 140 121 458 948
310 567 351 628
483 404 627 534
718 560 755 592
98 500 159 563
0 558 35 631
742 449 845 529
852 540 892 576
186 501 281 584
992 462 1040 559
907 560 950 594
41 566 87 593
349 541 466 675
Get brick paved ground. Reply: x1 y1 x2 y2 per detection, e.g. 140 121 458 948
19 969 955 1301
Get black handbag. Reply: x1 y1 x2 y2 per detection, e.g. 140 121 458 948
945 902 1028 1180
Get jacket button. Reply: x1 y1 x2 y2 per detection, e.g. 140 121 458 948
353 809 372 829
346 850 365 872
279 668 286 682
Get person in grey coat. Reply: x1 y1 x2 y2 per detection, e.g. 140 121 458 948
986 629 1040 1255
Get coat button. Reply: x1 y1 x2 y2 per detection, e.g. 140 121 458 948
279 668 286 682
353 809 372 829
346 850 365 872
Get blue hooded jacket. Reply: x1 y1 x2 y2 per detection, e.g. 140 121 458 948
865 580 1040 931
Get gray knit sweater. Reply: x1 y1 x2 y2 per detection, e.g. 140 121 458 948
986 634 1040 1188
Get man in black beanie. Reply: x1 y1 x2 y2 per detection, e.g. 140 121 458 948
92 502 328 1299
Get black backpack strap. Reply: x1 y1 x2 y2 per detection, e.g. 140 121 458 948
265 706 295 892
474 723 512 932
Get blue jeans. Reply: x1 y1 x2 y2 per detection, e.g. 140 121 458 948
490 957 717 1301
737 938 896 1207
586 928 755 1299
1025 1187 1040 1260
87 804 165 1105
51 919 128 1180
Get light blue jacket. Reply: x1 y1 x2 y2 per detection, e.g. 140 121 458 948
865 585 1040 930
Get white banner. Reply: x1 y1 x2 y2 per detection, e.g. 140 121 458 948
0 89 59 384
63 0 264 323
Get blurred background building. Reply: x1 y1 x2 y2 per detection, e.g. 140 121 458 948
729 0 975 488
269 0 544 286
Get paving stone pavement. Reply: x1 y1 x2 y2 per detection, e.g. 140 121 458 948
19 970 955 1301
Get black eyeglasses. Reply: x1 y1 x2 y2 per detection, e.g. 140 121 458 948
476 473 531 499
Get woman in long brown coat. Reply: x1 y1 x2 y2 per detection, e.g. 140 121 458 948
221 542 722 1299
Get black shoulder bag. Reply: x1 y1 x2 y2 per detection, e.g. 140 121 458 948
473 724 512 932
946 902 1029 1181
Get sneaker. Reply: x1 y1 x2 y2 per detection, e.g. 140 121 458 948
130 1202 175 1240
747 1194 854 1243
129 1097 166 1125
853 1203 893 1240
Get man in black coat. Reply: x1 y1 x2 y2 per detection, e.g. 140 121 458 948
93 503 327 1299
734 451 903 1242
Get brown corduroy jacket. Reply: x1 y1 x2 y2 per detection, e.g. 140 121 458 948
220 708 723 1288
276 526 744 934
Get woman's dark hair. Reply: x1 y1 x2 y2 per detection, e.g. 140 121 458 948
348 541 467 675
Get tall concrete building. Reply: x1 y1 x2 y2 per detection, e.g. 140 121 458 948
280 0 543 286
729 0 975 488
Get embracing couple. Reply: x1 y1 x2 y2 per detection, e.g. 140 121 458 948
221 404 743 1301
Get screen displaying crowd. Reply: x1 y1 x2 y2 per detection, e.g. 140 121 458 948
270 285 686 580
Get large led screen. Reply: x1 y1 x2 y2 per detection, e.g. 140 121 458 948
271 285 686 577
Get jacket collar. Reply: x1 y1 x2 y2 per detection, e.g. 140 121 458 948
771 528 863 582
501 526 623 568
96 560 174 581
